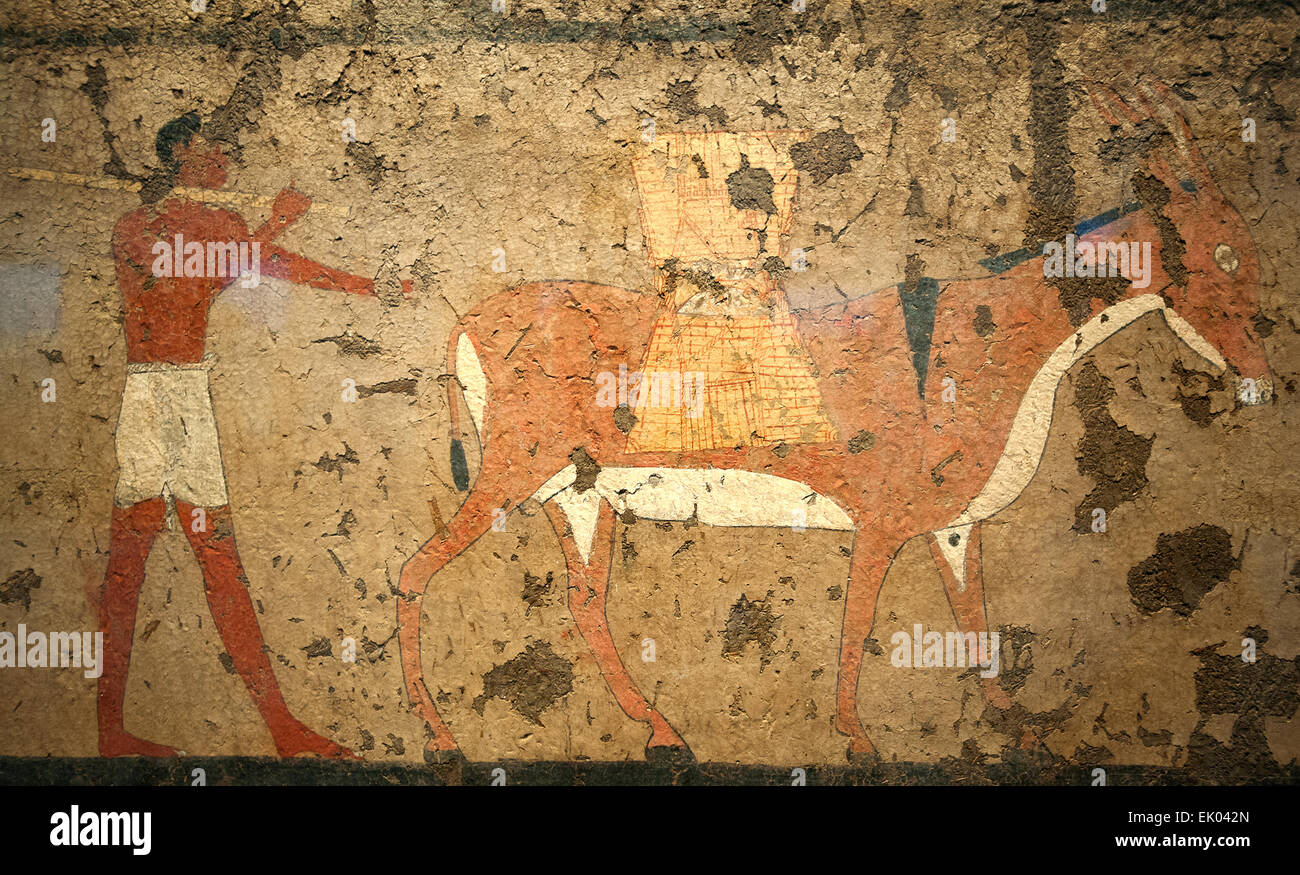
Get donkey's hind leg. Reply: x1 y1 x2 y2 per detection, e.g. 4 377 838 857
543 494 692 764
398 479 513 763
928 522 1012 710
835 528 901 761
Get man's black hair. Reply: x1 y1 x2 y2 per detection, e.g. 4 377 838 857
155 112 203 171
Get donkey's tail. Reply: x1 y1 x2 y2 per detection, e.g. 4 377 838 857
447 325 487 491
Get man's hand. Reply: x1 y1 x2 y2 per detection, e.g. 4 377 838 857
374 275 416 306
269 184 312 232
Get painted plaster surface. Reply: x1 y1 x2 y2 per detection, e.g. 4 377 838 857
0 0 1297 783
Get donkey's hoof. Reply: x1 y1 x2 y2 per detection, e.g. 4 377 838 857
981 678 1013 711
1016 727 1043 751
845 738 880 766
645 743 696 768
424 745 466 766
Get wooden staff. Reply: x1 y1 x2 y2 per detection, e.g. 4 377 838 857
7 166 351 218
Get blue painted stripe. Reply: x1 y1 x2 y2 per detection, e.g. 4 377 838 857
978 248 1034 275
978 200 1144 275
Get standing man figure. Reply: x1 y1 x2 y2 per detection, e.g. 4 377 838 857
101 113 394 757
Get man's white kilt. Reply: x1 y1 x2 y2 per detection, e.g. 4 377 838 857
113 362 229 508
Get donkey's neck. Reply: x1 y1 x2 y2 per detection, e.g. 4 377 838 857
996 202 1219 381
1058 294 1169 369
980 200 1182 338
952 290 1219 528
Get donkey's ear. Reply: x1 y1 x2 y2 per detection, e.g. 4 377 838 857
1084 77 1148 133
1136 78 1213 189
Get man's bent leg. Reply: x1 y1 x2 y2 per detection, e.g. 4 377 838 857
99 498 176 757
177 501 353 758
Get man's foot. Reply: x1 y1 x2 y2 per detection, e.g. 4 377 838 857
273 720 357 759
99 730 178 758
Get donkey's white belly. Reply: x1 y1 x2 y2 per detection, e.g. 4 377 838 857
532 466 854 563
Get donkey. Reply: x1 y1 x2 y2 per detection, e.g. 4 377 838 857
398 80 1272 763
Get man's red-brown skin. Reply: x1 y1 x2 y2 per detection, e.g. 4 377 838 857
98 134 393 758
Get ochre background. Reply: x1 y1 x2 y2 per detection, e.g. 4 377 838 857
0 0 1297 777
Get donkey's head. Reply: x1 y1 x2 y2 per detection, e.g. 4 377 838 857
1089 78 1271 404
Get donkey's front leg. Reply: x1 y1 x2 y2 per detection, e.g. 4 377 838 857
835 528 907 761
930 523 1039 750
928 522 1012 710
542 496 692 764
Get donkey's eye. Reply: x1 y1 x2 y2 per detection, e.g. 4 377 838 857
1214 243 1240 274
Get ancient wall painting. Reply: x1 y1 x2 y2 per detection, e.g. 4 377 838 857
0 2 1297 791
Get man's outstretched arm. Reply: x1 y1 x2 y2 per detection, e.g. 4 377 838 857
249 185 409 296
257 244 376 295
